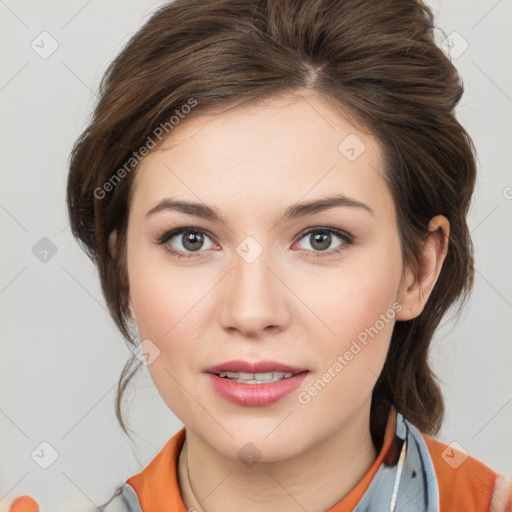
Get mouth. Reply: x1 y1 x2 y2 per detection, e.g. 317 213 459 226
204 361 310 406
214 370 305 384
204 359 308 381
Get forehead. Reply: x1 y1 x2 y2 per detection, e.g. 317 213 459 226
129 92 393 221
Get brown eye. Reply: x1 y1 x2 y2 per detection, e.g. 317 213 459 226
181 231 206 252
157 228 216 258
308 231 333 251
299 227 354 257
296 228 348 253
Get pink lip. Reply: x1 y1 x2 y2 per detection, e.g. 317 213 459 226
204 359 308 374
206 372 309 406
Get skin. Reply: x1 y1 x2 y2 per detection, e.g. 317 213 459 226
110 90 449 511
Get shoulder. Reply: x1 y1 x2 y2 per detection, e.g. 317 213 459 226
422 434 512 512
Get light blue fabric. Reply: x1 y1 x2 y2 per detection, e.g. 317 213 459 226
99 410 440 512
96 483 141 512
353 412 440 511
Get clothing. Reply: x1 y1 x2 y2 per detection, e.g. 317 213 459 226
97 406 511 512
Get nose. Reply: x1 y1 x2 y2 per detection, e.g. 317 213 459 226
219 247 290 339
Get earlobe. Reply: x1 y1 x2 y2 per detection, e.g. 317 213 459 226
108 230 118 258
395 215 450 321
395 265 416 320
128 295 136 320
108 230 135 321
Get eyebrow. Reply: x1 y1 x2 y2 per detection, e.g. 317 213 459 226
145 193 374 223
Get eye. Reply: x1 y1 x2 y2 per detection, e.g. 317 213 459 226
155 226 354 260
156 227 217 259
294 227 354 258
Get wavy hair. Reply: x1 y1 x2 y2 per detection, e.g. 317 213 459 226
66 0 476 446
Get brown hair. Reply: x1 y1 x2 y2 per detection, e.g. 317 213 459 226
66 0 476 442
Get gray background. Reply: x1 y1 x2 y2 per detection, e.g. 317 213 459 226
1 0 511 510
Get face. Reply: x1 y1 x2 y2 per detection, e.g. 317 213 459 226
124 91 409 462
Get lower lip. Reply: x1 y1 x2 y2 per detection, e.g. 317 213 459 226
206 372 309 406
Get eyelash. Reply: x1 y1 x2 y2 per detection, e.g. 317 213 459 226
155 226 355 260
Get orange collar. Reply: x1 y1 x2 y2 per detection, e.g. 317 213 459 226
126 407 397 511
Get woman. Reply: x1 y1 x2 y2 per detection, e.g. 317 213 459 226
11 0 511 510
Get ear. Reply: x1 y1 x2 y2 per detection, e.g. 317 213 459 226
395 215 450 321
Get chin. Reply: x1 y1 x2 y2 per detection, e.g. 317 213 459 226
197 418 314 464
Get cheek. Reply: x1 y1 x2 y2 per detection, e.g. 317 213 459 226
298 242 402 390
307 251 401 343
126 248 213 404
127 260 203 418
296 285 398 419
127 242 209 340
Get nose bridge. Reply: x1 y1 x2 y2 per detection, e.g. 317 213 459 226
220 239 287 335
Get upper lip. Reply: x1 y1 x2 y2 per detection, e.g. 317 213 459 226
204 360 308 375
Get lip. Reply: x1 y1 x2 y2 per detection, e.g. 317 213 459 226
203 359 308 375
206 372 309 407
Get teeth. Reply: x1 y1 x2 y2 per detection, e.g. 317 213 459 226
218 371 294 383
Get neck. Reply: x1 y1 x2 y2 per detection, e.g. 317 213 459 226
177 400 379 512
